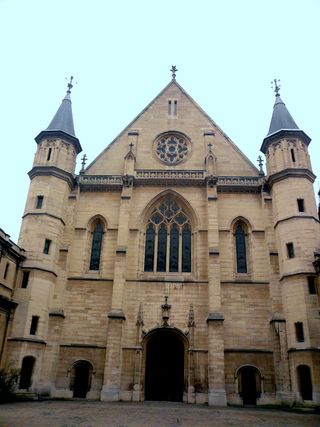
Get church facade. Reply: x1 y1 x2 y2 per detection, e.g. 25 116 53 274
2 72 320 406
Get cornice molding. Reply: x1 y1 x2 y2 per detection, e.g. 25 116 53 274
268 168 316 187
77 172 263 193
260 129 311 154
224 348 273 354
35 130 82 154
7 336 46 345
28 166 75 190
274 215 319 229
22 212 66 226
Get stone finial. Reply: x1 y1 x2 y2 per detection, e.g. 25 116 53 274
188 304 195 327
80 154 87 171
257 155 264 175
161 295 171 327
136 302 144 327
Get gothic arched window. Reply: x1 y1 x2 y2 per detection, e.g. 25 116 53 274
89 221 104 270
235 222 247 273
144 198 192 273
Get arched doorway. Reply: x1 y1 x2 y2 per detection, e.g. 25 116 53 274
297 365 313 400
238 365 261 405
19 356 35 390
145 329 185 402
70 360 93 398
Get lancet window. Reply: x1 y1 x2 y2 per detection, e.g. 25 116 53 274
144 198 191 273
89 221 104 270
235 222 247 273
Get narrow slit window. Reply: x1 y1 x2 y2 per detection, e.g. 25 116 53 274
36 195 44 209
295 322 304 342
297 198 305 212
286 242 295 259
168 100 172 115
47 147 52 161
3 263 9 279
173 100 177 115
307 276 317 295
21 271 30 288
30 316 39 335
43 239 51 254
290 149 296 162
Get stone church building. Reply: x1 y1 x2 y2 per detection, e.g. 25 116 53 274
1 71 320 406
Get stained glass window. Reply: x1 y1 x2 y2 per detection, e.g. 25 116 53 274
144 223 155 272
90 222 103 270
144 198 192 273
235 223 247 273
157 224 167 272
169 224 179 272
182 224 191 272
154 132 191 164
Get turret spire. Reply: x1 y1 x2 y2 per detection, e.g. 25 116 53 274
45 76 76 137
260 79 310 154
266 79 299 137
35 77 82 153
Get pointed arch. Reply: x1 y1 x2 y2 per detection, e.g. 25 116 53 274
140 189 198 229
88 215 107 271
141 191 196 274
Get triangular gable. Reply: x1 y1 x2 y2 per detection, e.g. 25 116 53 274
84 80 259 175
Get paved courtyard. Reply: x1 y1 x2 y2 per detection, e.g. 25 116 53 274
0 401 319 427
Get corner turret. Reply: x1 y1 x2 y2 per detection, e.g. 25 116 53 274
32 77 81 177
261 80 313 179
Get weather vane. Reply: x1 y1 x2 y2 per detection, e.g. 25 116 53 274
170 65 178 80
66 76 74 93
271 78 281 96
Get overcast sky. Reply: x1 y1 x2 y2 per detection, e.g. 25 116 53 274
1 0 319 242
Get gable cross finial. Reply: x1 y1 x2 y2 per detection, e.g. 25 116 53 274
271 78 281 96
170 65 178 80
129 142 134 151
67 76 74 93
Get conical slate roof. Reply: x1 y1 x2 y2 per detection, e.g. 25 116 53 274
45 90 76 137
35 81 82 153
260 88 310 154
266 94 299 136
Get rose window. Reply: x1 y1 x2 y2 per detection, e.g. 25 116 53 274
154 132 191 164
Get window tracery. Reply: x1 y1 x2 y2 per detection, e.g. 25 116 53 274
154 132 191 164
144 198 191 273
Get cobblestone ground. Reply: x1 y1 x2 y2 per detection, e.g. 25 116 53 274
0 401 319 427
